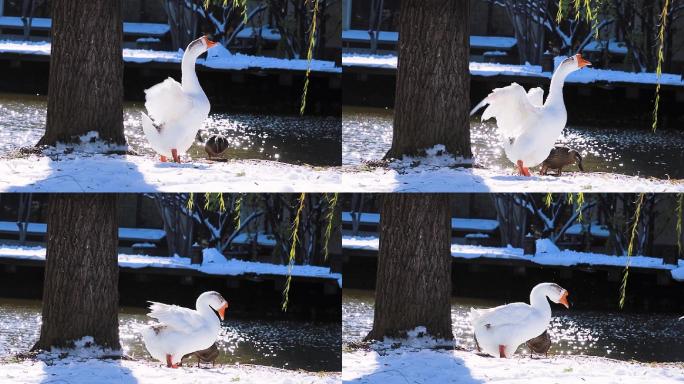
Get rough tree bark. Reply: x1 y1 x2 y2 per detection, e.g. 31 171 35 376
385 0 471 161
32 194 120 351
38 0 125 145
365 194 453 340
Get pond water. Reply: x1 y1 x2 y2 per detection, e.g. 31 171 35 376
342 106 684 179
0 298 341 372
0 93 341 166
343 289 684 363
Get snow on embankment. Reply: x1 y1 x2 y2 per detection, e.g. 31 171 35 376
0 246 341 286
343 236 684 282
342 52 684 87
0 153 340 192
343 346 684 384
0 39 341 73
339 145 684 192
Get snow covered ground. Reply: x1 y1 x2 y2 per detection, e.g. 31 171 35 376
339 157 684 192
342 52 684 87
343 345 684 383
0 338 339 384
0 40 341 73
0 153 340 192
1 358 339 384
343 236 684 282
0 246 342 286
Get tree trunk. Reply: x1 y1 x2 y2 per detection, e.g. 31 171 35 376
385 0 472 160
32 194 120 351
365 194 453 340
38 0 125 145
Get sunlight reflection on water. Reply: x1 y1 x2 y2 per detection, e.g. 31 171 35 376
342 106 684 179
342 289 684 363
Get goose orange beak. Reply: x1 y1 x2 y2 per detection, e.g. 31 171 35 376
203 36 218 48
559 290 570 309
218 302 228 320
576 54 591 68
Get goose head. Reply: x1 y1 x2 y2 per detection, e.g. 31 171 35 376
542 283 570 308
197 291 229 320
556 54 591 76
186 36 219 58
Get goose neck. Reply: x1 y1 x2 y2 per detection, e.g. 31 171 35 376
181 50 202 93
529 286 552 317
545 67 570 106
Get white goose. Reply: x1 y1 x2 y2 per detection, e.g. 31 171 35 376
141 291 228 368
141 36 217 163
470 282 569 358
470 54 591 176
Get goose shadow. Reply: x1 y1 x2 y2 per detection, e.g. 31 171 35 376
344 348 484 384
38 355 138 384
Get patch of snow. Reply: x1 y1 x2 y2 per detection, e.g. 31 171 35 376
536 238 561 254
341 211 499 232
0 40 341 73
583 39 628 55
470 35 517 49
342 236 683 275
0 245 341 282
0 357 339 384
342 53 684 86
565 222 610 238
464 233 489 239
343 346 684 383
341 30 516 50
671 266 684 282
340 163 684 192
38 336 121 360
483 50 508 56
376 326 454 350
131 242 156 248
0 154 340 192
0 221 164 241
136 37 161 43
230 232 277 247
0 17 170 36
237 26 282 41
342 29 399 43
42 131 129 155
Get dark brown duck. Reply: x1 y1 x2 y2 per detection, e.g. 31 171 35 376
540 146 584 176
204 134 230 158
181 343 220 367
526 330 551 357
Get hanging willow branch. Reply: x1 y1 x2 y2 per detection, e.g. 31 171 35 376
619 193 644 309
544 193 553 208
677 194 683 257
322 193 338 260
652 0 669 132
282 193 306 311
300 0 319 115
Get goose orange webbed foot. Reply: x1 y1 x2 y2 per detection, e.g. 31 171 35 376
516 160 531 177
171 149 181 163
499 344 506 358
166 354 179 368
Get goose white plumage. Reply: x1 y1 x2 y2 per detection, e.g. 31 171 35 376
470 282 569 358
470 54 591 176
141 36 217 163
141 291 228 368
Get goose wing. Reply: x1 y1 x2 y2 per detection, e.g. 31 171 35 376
144 78 194 130
147 301 205 331
471 83 542 139
471 302 536 330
